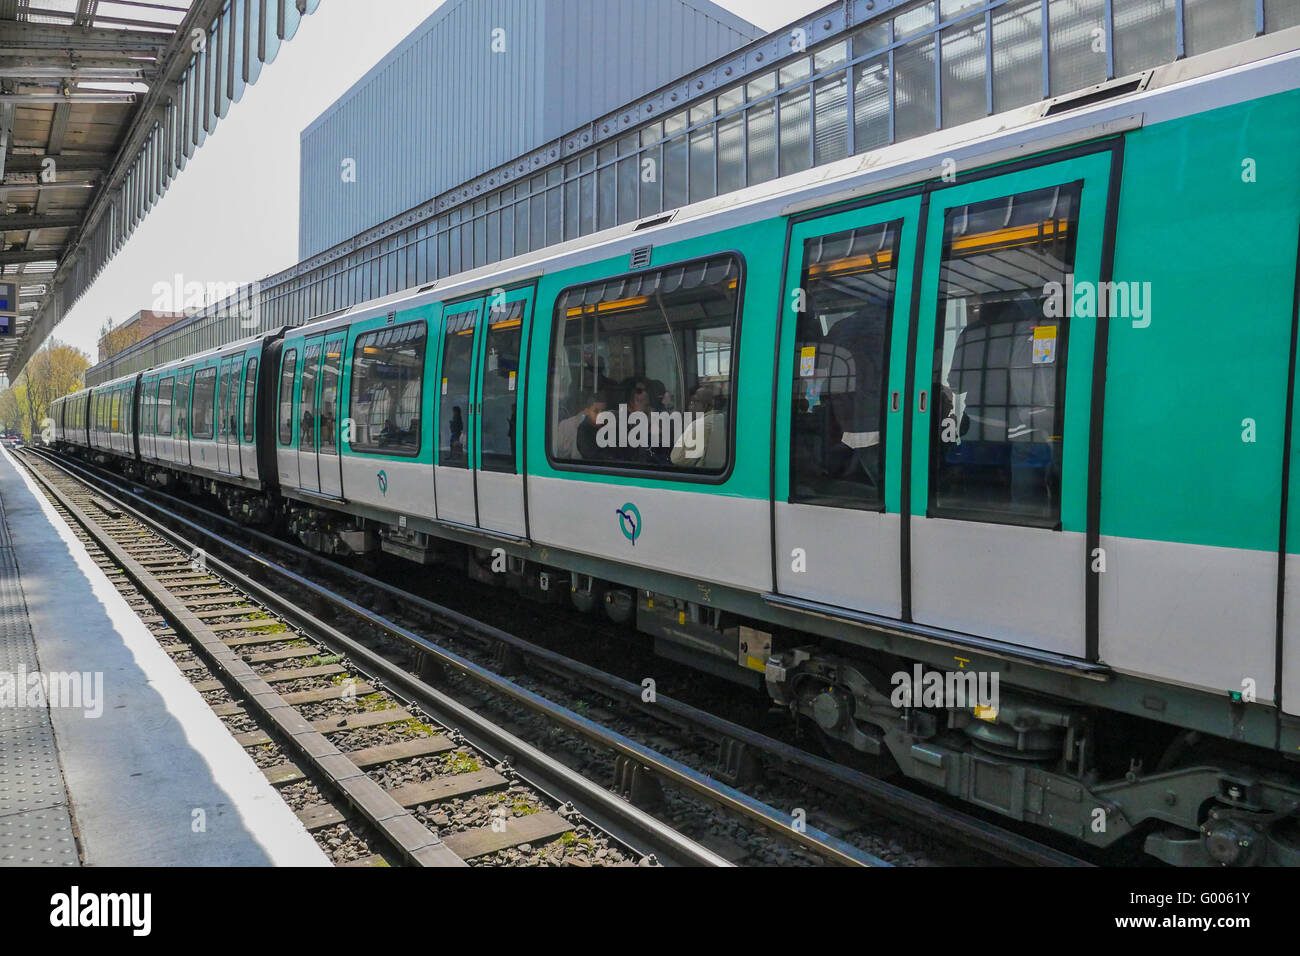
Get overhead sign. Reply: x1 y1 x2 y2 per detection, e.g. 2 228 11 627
0 282 16 337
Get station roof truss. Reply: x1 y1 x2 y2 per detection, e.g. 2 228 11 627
0 0 317 379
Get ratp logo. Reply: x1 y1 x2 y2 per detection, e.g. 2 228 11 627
377 470 388 495
616 503 641 546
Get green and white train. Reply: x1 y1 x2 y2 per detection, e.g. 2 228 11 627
52 29 1300 864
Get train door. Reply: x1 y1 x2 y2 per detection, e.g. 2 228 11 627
317 333 345 498
773 195 923 618
435 298 483 525
139 378 155 460
215 360 230 473
276 346 300 486
296 338 323 494
226 352 246 478
240 355 259 479
905 153 1112 658
473 290 529 536
175 368 193 468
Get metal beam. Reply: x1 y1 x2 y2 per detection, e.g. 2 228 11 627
0 22 172 54
0 103 12 181
0 250 61 265
0 214 80 231
0 52 161 71
3 153 110 174
0 92 138 104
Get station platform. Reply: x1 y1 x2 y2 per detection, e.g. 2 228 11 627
0 448 328 866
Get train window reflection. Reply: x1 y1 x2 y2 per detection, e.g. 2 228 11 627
350 322 425 457
791 219 900 510
548 255 742 476
929 182 1082 525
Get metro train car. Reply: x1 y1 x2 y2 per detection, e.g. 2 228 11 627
50 31 1300 864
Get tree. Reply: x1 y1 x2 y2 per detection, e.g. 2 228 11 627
0 386 21 435
5 341 90 439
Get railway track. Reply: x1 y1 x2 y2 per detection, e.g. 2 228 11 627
23 446 1091 866
17 450 734 867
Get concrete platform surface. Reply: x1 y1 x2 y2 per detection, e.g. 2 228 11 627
0 448 329 866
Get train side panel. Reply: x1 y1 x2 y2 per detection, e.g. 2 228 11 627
1099 89 1300 708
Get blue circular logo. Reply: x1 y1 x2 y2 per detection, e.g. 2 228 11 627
377 470 388 495
616 503 641 546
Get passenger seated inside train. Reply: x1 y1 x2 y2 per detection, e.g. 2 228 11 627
671 384 727 469
553 390 610 460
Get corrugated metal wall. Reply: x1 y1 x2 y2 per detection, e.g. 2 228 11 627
297 0 760 259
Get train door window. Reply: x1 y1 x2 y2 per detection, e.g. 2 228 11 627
243 358 258 443
175 370 191 439
481 301 523 473
548 254 742 475
158 378 174 435
217 365 231 441
278 349 297 445
319 341 342 456
192 367 217 440
110 391 121 434
439 311 476 467
929 182 1083 525
298 344 320 451
350 323 425 456
791 220 901 509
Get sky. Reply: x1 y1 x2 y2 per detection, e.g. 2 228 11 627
44 0 829 364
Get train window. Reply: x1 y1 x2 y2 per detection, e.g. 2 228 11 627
351 322 425 457
110 391 120 434
243 358 258 443
278 349 297 445
481 301 523 474
217 365 231 441
929 182 1083 526
158 379 174 435
175 370 191 440
439 311 475 467
192 367 217 440
319 341 342 456
298 344 320 451
548 254 741 475
791 220 901 510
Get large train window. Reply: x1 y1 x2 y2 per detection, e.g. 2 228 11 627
791 220 900 510
217 365 231 441
192 367 217 440
175 370 191 440
298 343 320 451
278 350 297 445
481 301 523 474
548 254 741 475
319 344 341 456
350 322 425 457
439 311 476 468
243 358 258 443
929 182 1082 525
158 378 174 436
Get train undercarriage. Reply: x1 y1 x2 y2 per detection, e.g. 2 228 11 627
60 443 1300 865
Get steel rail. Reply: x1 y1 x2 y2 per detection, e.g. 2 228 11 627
37 448 1092 866
27 450 886 866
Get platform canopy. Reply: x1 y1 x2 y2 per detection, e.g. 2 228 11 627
0 0 317 379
